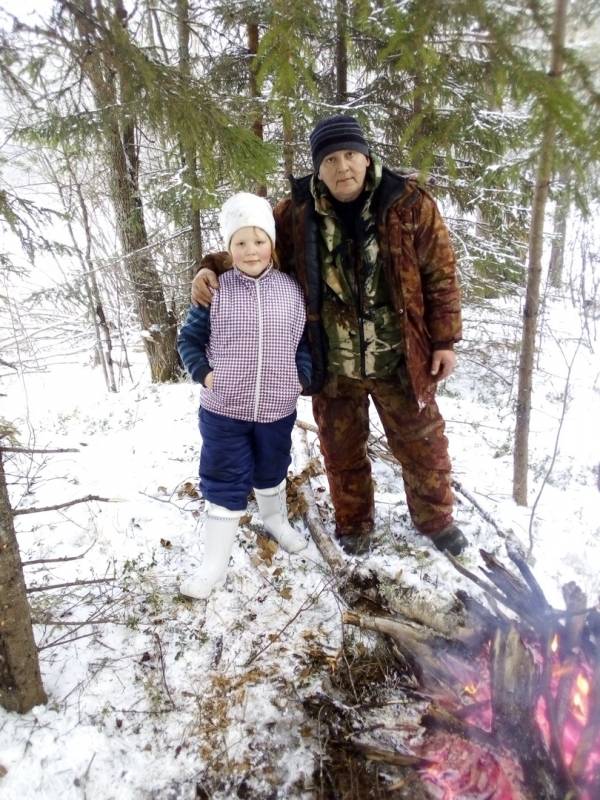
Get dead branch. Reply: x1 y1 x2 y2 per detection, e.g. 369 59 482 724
343 739 431 768
295 419 318 434
556 583 588 732
22 539 97 566
153 633 175 709
343 610 466 696
0 446 79 454
422 705 498 749
31 618 123 626
506 543 552 611
243 579 333 667
296 429 347 575
452 479 507 537
26 577 116 593
446 553 523 614
37 631 97 651
13 494 112 515
528 333 583 558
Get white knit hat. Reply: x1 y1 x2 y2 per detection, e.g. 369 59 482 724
219 192 276 250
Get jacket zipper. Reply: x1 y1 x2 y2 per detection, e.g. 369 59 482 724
253 281 263 421
350 237 367 378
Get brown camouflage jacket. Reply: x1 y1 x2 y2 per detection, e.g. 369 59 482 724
200 166 462 404
273 165 462 404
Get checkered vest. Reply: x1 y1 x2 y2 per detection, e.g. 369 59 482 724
199 267 306 423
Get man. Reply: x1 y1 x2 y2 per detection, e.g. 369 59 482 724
192 115 467 556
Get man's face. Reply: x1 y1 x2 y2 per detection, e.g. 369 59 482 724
317 150 370 202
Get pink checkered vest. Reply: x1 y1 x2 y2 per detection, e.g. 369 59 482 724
199 267 306 423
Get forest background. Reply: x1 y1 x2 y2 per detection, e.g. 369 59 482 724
1 1 600 799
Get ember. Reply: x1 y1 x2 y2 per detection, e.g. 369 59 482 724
420 732 523 800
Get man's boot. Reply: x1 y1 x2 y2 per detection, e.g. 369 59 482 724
432 523 468 556
254 479 307 554
179 503 243 600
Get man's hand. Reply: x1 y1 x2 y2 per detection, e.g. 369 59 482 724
430 349 456 382
204 372 214 390
192 268 219 306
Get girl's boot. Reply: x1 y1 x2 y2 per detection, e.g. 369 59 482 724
180 503 244 599
254 479 307 554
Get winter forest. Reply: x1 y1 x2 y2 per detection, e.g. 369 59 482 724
1 0 600 798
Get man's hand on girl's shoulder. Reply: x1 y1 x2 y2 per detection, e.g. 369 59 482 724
192 268 219 306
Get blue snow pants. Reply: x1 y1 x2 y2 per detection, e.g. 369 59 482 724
198 407 296 510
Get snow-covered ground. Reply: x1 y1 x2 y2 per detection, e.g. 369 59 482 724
0 296 598 799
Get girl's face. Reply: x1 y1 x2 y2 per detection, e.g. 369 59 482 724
229 226 272 277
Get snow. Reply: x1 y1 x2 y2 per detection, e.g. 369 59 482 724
1 293 599 798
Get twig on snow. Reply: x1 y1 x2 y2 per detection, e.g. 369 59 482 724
452 479 507 538
22 539 97 566
13 494 112 515
154 632 175 709
37 631 97 651
243 579 333 667
0 446 80 454
27 577 116 593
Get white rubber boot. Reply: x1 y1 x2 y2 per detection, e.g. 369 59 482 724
254 479 307 554
179 503 244 600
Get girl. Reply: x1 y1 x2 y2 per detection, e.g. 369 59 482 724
177 192 312 599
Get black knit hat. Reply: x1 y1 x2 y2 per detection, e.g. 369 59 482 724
309 115 369 171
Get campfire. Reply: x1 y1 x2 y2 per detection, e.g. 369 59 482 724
340 547 600 800
417 633 599 799
300 493 600 799
292 456 600 799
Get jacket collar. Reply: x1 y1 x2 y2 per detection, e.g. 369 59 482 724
232 262 274 283
289 159 417 221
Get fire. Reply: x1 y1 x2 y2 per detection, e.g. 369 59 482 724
420 633 600 800
572 672 590 724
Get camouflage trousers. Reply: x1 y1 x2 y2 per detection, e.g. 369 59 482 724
312 374 454 540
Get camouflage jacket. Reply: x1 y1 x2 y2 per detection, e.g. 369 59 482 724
311 160 405 380
273 165 462 404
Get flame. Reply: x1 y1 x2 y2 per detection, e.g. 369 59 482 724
576 673 590 696
571 672 590 726
419 635 600 800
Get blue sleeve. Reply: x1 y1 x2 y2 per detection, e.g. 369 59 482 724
177 305 212 385
295 325 312 391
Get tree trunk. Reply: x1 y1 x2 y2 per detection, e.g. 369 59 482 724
335 0 348 104
513 0 569 505
109 122 179 382
0 452 47 712
70 0 179 383
548 167 570 289
177 0 203 278
248 22 266 197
